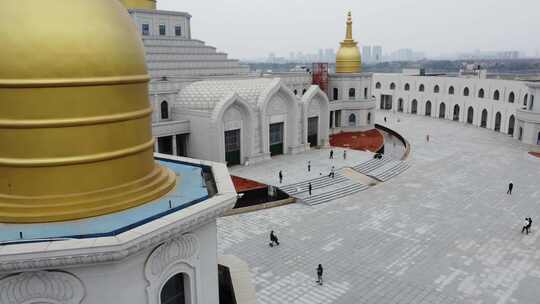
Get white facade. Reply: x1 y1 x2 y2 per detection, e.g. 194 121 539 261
373 73 540 146
328 73 377 133
173 79 330 166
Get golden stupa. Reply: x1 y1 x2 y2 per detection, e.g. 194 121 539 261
119 0 157 10
0 0 176 223
336 12 362 74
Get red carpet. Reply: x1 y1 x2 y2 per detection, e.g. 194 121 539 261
330 130 384 152
231 175 268 193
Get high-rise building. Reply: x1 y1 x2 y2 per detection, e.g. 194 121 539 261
373 45 383 64
362 46 372 64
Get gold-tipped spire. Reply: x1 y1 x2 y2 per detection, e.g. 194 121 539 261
336 11 362 74
345 11 353 40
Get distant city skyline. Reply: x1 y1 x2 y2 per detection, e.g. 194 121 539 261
157 0 540 60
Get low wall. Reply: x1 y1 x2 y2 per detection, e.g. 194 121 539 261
375 124 411 160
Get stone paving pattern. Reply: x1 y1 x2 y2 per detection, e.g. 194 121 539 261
218 112 540 304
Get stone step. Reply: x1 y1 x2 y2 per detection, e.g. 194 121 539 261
280 174 348 195
374 162 410 181
301 183 369 206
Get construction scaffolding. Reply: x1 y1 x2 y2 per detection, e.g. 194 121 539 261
312 63 329 95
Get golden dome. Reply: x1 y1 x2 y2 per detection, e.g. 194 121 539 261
336 12 362 74
119 0 157 10
0 0 175 223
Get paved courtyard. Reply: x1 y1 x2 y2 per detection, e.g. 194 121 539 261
218 111 540 304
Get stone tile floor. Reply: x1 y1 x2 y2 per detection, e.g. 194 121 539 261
218 111 540 304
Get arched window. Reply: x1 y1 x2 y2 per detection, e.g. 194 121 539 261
425 101 432 116
478 88 485 98
481 109 488 128
348 114 356 126
463 87 470 96
367 112 371 124
537 132 540 145
375 82 381 89
467 106 474 124
390 83 396 90
530 95 535 110
448 86 455 95
508 92 515 103
364 88 368 98
293 89 298 95
349 88 356 99
411 99 418 114
161 273 187 304
524 94 529 106
419 84 425 92
508 115 515 135
398 98 404 112
434 85 440 93
332 88 339 100
493 90 500 100
453 104 460 121
161 101 169 119
494 112 502 131
404 83 410 91
439 102 446 119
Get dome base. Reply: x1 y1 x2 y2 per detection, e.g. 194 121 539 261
0 164 176 223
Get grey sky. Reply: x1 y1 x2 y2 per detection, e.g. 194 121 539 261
158 0 540 59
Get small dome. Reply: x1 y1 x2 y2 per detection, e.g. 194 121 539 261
0 0 175 223
336 12 362 74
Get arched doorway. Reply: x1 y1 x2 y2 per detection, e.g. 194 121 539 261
161 273 188 304
439 103 446 119
425 101 432 116
494 112 501 131
480 109 488 128
411 99 418 114
333 88 339 100
508 115 515 135
453 104 460 121
519 127 523 140
348 114 356 127
398 98 404 112
537 132 540 145
467 106 474 124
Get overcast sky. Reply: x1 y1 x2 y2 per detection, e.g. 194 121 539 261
158 0 540 59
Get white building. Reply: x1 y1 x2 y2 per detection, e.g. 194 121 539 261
373 69 540 145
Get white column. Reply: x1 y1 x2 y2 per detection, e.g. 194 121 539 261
172 135 178 156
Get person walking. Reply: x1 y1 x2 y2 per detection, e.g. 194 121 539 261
507 182 514 195
343 150 347 160
329 150 334 159
316 264 324 285
308 182 312 196
384 116 387 123
279 171 283 184
522 218 532 234
269 230 280 246
307 161 311 172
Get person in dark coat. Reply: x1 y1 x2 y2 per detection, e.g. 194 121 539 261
270 230 279 246
329 150 334 159
316 264 323 285
343 150 347 160
507 182 513 195
308 182 312 196
279 171 283 184
307 161 311 172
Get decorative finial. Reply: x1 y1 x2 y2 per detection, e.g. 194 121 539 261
345 11 353 40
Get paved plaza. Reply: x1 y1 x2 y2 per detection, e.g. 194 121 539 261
218 111 540 304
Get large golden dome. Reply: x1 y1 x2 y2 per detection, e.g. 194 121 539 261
0 0 175 223
119 0 157 10
336 12 362 74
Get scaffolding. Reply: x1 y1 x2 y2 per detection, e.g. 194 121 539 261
312 63 329 95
